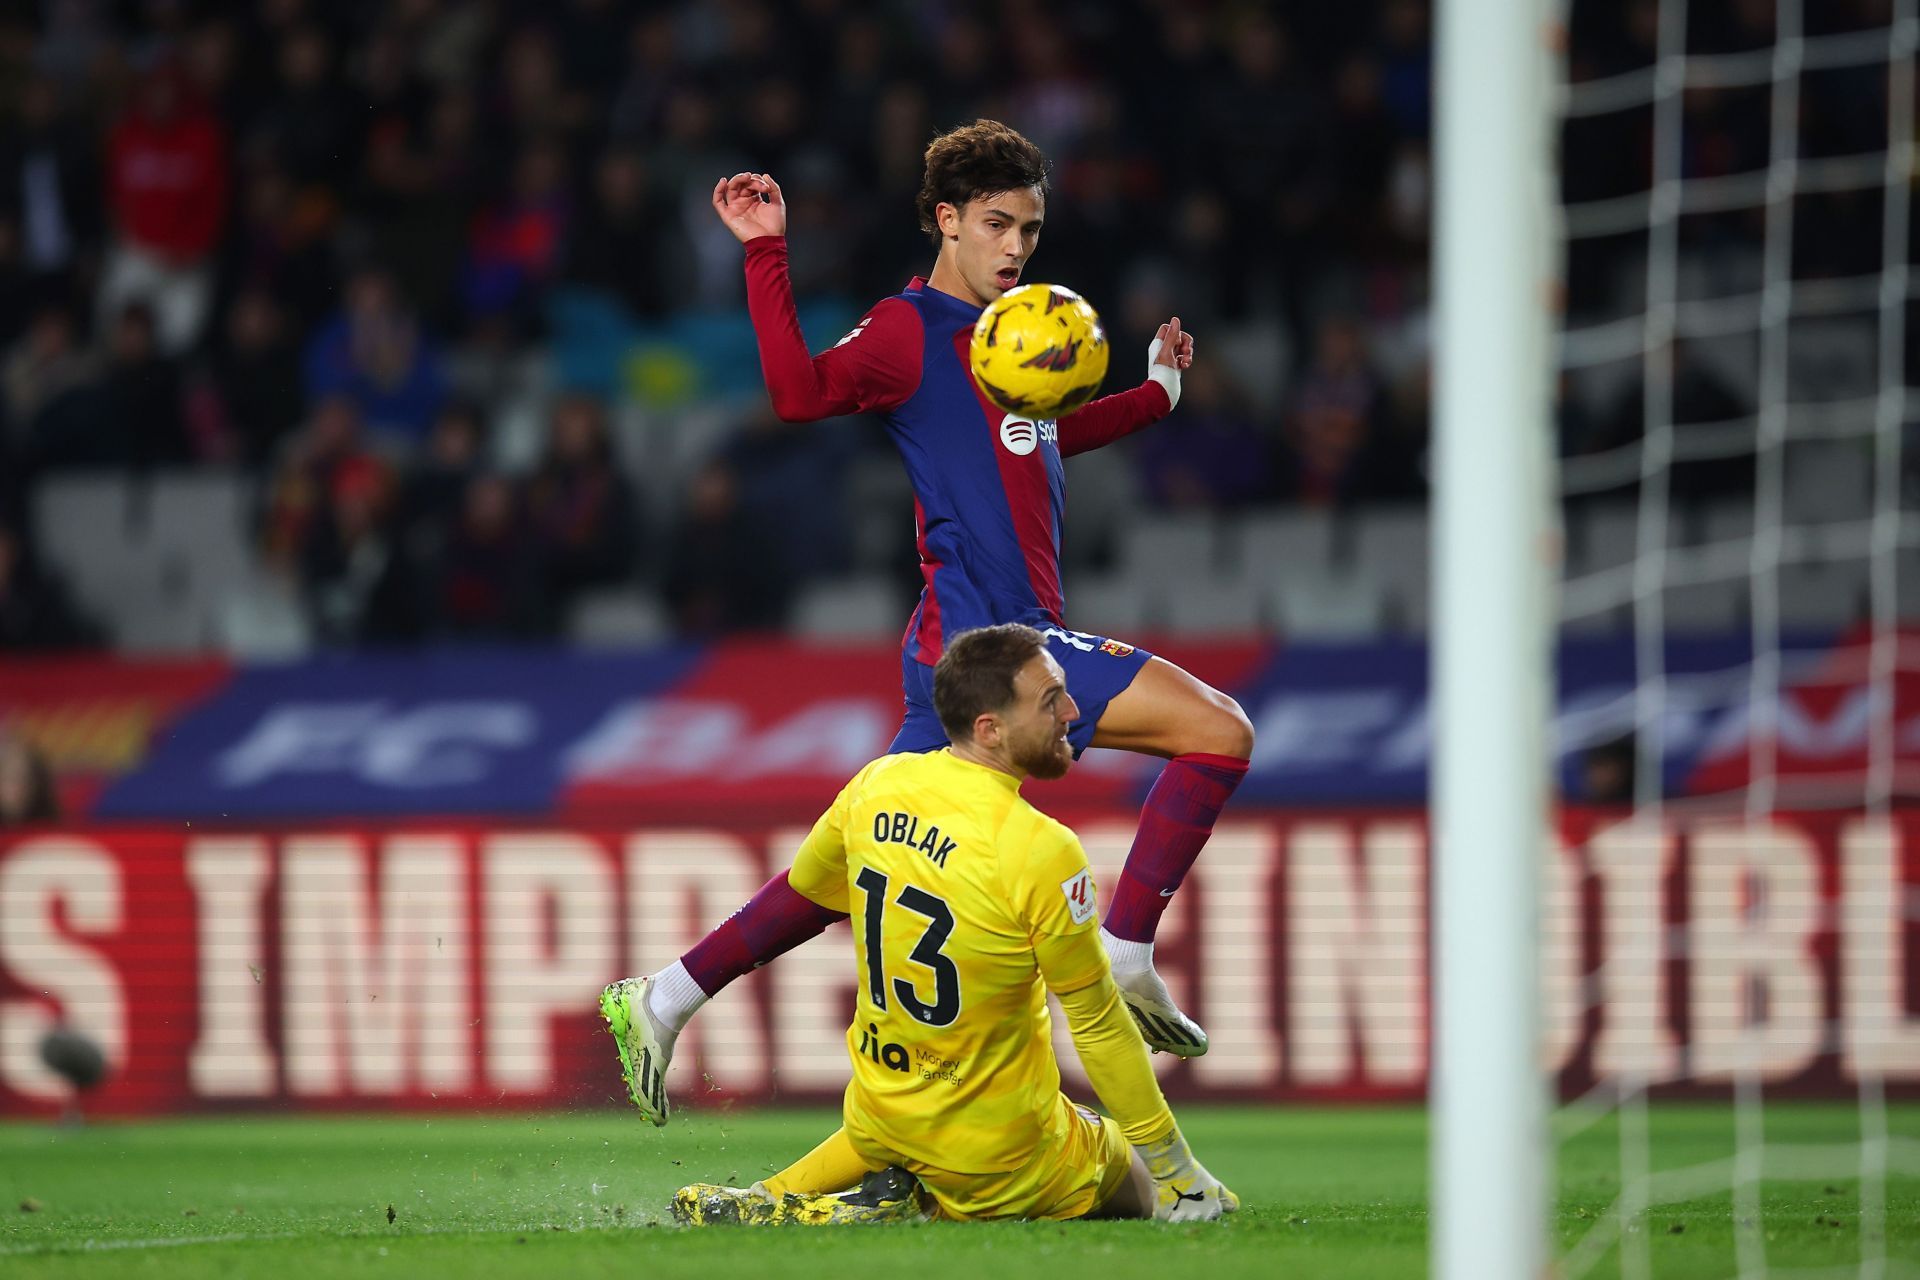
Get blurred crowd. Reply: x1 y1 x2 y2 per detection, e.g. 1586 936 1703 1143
0 0 1903 652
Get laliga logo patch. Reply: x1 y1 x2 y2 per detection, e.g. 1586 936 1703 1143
1060 869 1097 926
998 414 1056 457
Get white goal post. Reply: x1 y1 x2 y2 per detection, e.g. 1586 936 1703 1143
1431 0 1557 1277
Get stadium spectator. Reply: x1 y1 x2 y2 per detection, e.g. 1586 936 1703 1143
1133 363 1274 511
208 288 306 467
255 24 356 188
607 10 682 142
181 13 258 124
568 147 670 320
1276 316 1405 507
493 24 591 145
4 304 101 470
93 300 190 468
0 518 98 652
1203 11 1333 341
11 297 197 476
260 393 382 576
392 400 490 568
665 459 790 636
353 400 494 644
303 265 448 448
99 60 228 355
523 393 638 608
1375 0 1434 138
463 139 572 348
0 78 102 322
719 407 854 583
0 216 36 357
0 729 60 826
551 0 629 106
1324 56 1403 263
359 89 483 333
852 81 937 300
353 24 430 180
427 471 548 639
297 450 405 646
648 87 752 308
218 159 340 334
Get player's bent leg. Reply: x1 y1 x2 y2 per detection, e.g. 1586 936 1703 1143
679 870 850 999
1088 656 1254 761
603 872 847 1125
1083 1148 1156 1220
1080 1114 1158 1220
761 1126 880 1198
1089 657 1255 1058
914 1100 1136 1223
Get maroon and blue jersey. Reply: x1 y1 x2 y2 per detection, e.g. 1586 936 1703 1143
743 235 1171 668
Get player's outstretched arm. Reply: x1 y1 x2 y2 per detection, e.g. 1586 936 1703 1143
1048 965 1176 1143
1055 318 1194 457
720 171 921 423
1049 972 1236 1222
1020 830 1235 1221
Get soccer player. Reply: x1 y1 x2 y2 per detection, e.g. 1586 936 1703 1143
632 624 1236 1224
608 120 1254 1125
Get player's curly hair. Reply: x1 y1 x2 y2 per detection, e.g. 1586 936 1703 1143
916 120 1050 248
933 623 1049 742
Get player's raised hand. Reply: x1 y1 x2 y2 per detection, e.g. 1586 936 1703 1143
712 171 787 243
1145 317 1193 410
1150 317 1195 371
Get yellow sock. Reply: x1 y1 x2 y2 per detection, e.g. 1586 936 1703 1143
761 1127 878 1197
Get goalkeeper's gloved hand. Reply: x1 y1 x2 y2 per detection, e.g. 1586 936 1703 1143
1134 1126 1240 1223
1145 316 1194 411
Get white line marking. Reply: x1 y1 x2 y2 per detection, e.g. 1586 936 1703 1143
0 1218 657 1258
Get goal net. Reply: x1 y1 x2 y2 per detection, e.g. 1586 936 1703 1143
1545 1 1919 1277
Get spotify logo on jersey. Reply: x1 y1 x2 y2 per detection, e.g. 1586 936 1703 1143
998 414 1056 457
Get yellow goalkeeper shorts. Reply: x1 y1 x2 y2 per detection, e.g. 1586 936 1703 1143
896 1095 1134 1222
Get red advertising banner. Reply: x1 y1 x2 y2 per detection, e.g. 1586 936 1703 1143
1 810 1916 1117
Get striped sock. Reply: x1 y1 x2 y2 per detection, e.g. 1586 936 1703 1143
1104 752 1249 943
679 870 847 999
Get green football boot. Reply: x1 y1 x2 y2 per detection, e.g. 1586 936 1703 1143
600 975 674 1126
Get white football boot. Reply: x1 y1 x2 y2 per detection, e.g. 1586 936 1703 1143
600 975 677 1126
1103 930 1208 1057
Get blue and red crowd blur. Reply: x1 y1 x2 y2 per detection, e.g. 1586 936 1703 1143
0 0 1898 655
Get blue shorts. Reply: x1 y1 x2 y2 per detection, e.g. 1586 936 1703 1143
888 627 1156 757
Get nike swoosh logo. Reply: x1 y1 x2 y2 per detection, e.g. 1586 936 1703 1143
1158 888 1177 897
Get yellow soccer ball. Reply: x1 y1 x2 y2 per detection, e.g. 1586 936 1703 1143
969 283 1109 419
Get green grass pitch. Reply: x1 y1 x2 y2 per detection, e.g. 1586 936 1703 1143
1 1103 1915 1278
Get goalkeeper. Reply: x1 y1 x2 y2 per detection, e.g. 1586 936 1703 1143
631 624 1235 1225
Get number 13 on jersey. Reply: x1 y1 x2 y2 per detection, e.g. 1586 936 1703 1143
855 866 962 1027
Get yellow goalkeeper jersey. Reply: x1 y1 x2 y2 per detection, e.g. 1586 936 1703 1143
788 748 1169 1175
